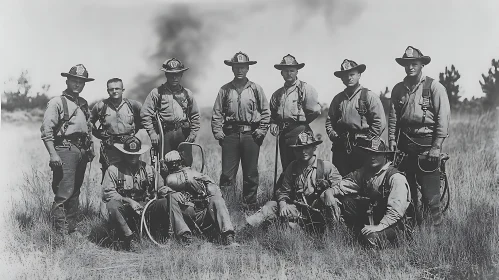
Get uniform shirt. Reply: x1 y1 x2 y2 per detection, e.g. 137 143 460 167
162 167 222 197
388 75 450 141
333 162 411 228
40 91 92 142
270 79 321 124
140 84 201 136
211 79 271 139
102 161 156 202
90 98 142 136
325 85 386 137
277 156 342 202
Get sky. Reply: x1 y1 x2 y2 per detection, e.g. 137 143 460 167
1 0 498 107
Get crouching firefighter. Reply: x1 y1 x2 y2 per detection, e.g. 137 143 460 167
102 136 174 251
329 136 414 249
160 150 239 247
90 78 142 182
243 130 342 234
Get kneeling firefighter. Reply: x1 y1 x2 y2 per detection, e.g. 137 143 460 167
160 150 239 247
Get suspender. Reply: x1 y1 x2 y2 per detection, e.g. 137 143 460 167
421 77 434 124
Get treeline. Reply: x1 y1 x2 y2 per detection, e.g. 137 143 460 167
3 59 499 113
378 59 499 115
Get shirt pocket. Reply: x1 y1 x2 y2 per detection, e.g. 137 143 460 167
119 112 135 125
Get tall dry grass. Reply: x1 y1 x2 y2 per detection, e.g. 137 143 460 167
3 111 498 279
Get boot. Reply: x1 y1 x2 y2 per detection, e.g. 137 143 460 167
123 233 140 252
180 232 193 246
221 231 240 247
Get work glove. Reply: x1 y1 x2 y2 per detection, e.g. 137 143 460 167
49 154 63 169
427 146 441 162
328 131 339 142
361 224 387 236
185 133 196 143
269 124 279 136
159 159 169 178
252 128 266 145
149 132 160 147
389 140 397 152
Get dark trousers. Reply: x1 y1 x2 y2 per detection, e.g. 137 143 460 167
341 195 408 248
398 135 441 223
332 139 365 176
179 194 235 238
219 131 260 205
106 198 175 238
51 144 88 233
160 127 192 166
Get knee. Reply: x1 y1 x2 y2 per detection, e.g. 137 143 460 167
340 196 357 215
219 174 233 186
363 231 382 247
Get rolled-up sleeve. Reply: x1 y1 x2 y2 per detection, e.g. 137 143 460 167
303 84 321 123
367 90 386 136
40 97 61 142
211 88 225 139
431 81 450 138
256 84 271 132
378 173 411 227
140 88 160 136
325 98 338 138
388 85 400 141
324 161 342 188
187 90 200 134
276 163 295 202
102 167 123 203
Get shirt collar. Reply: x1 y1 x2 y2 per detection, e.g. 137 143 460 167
284 78 300 89
373 162 392 177
230 78 251 90
62 90 79 103
164 83 184 94
403 73 426 90
343 84 362 100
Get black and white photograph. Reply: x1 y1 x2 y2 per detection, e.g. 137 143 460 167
1 0 498 278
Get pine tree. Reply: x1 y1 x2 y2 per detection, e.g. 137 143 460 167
479 59 499 110
439 65 461 110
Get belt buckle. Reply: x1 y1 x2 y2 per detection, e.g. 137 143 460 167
238 125 246 132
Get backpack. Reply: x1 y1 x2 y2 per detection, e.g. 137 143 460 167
395 77 434 124
53 94 89 137
221 81 262 119
372 166 416 227
115 162 154 201
156 84 192 117
97 98 137 131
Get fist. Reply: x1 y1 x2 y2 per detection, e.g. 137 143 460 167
389 140 397 152
185 133 196 143
150 133 160 146
270 124 279 136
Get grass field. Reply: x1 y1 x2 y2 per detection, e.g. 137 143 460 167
0 110 498 279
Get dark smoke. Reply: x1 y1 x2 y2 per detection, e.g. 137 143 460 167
129 4 226 101
130 0 365 102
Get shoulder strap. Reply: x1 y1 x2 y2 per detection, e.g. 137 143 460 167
316 159 325 181
123 98 134 114
61 96 69 121
296 81 305 111
117 169 125 189
421 77 434 123
357 88 369 116
380 166 401 196
156 85 166 113
99 100 109 122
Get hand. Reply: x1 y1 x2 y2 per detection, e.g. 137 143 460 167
158 186 174 198
185 133 196 143
279 201 291 217
86 149 95 162
322 188 340 207
128 200 143 213
428 146 441 162
328 131 338 142
149 132 160 147
214 132 225 141
159 159 169 177
252 129 266 145
361 224 386 236
316 179 330 191
270 124 279 136
389 140 397 152
49 154 63 169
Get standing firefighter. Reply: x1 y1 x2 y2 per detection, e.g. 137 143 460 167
388 46 450 226
211 51 271 208
328 136 413 248
325 59 386 176
90 78 142 180
140 58 200 166
243 130 342 234
161 150 239 247
102 136 170 251
269 54 322 171
40 64 95 235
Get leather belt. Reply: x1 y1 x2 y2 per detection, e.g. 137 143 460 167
224 124 254 132
279 121 307 130
54 133 88 148
161 121 190 131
